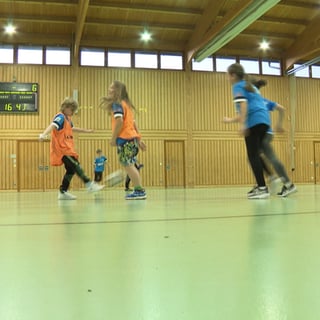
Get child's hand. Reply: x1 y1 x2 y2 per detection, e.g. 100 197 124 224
110 138 117 147
274 125 285 133
39 133 48 140
139 141 147 151
223 117 233 123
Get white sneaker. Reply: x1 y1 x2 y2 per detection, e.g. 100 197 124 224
247 187 270 199
86 181 105 193
58 191 77 200
269 177 282 195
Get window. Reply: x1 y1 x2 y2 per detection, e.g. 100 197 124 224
311 65 320 79
135 52 158 69
46 47 71 65
192 57 213 72
107 50 131 67
0 45 14 63
80 48 105 66
17 46 43 64
262 60 281 76
216 56 236 72
239 58 260 74
160 53 183 70
293 64 310 78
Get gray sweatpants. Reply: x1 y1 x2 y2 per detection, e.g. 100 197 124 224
261 133 290 183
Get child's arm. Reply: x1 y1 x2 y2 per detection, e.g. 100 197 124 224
223 115 241 123
133 120 146 151
39 123 56 140
274 104 285 132
73 127 94 133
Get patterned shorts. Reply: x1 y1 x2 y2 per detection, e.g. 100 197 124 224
117 139 139 166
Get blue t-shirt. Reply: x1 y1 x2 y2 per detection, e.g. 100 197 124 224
232 80 270 129
263 98 277 134
52 113 73 130
94 156 107 172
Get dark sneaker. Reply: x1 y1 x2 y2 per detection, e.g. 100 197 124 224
277 184 297 197
248 185 258 197
247 187 270 199
125 189 147 200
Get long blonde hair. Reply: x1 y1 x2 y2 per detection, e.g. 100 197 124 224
100 80 135 115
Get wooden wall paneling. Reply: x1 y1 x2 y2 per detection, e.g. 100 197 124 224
0 140 17 190
193 138 252 186
296 78 320 133
190 72 231 132
290 140 314 183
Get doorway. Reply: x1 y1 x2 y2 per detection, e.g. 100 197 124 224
314 141 320 184
164 140 186 188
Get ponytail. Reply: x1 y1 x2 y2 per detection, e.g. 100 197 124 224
227 63 255 93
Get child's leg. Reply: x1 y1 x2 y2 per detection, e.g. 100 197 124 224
125 174 131 189
118 140 144 190
244 125 268 187
62 156 91 188
124 164 142 188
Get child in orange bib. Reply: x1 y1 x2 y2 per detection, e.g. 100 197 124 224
39 98 104 200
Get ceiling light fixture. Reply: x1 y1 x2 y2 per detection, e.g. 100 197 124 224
141 29 151 42
4 23 16 35
260 39 270 50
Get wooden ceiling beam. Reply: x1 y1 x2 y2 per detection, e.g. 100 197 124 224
258 16 308 26
86 18 193 31
73 0 90 59
284 12 320 70
0 14 75 23
90 0 202 16
278 0 320 10
186 0 227 51
81 37 185 51
0 0 77 5
241 30 296 40
0 31 185 52
0 32 73 46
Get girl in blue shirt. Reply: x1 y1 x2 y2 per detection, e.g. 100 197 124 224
224 63 270 199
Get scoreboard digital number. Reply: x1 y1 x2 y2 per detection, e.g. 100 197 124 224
0 82 39 113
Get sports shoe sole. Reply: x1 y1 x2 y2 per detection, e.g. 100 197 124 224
248 193 270 199
125 195 147 200
278 187 297 197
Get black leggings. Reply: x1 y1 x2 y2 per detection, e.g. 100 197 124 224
244 124 269 187
60 156 91 192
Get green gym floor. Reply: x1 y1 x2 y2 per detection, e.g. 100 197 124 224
1 185 320 320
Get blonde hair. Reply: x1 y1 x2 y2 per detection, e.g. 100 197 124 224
100 80 135 115
60 98 78 113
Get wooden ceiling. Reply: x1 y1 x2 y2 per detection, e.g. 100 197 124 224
1 0 320 70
